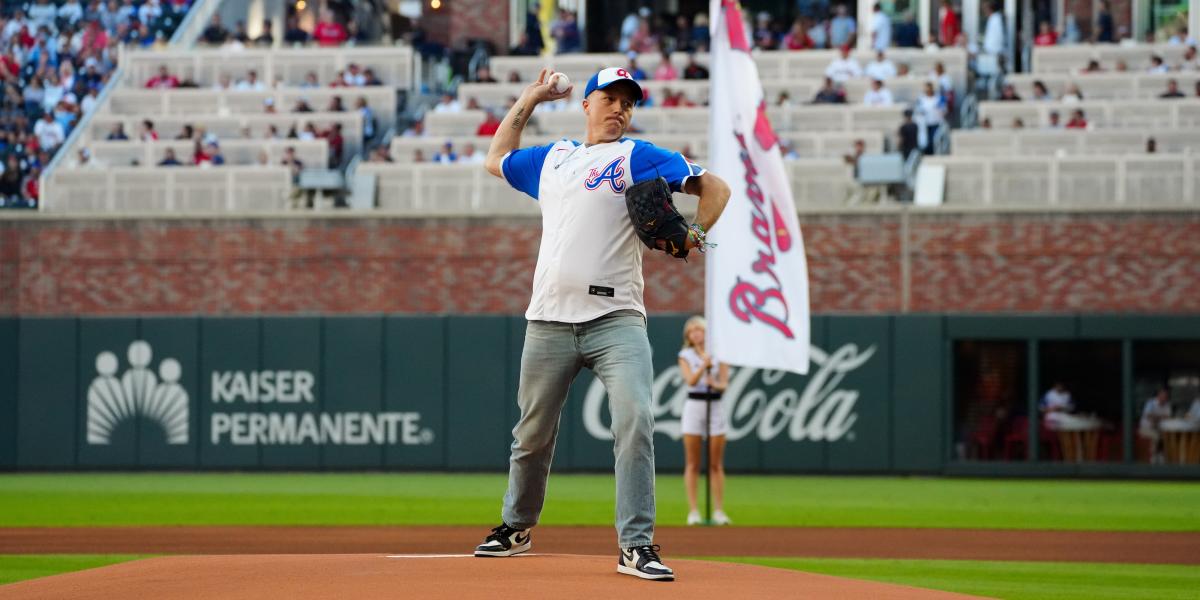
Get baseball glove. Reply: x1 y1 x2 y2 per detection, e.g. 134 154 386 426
625 176 690 259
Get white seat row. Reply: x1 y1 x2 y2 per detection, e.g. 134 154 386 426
922 155 1199 207
41 166 294 212
389 131 882 163
1004 72 1199 100
359 160 857 214
105 87 396 132
426 105 907 137
978 99 1200 129
1031 43 1192 74
951 128 1200 156
120 46 415 89
86 112 364 157
489 48 968 91
69 139 328 169
458 76 941 111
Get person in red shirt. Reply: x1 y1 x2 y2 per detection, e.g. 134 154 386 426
476 110 501 136
939 2 960 47
312 10 348 46
781 19 814 50
1034 21 1058 46
1065 109 1087 129
145 65 180 89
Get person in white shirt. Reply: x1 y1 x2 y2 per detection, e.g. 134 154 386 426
57 0 85 24
234 70 265 91
473 66 730 581
459 142 485 164
27 0 58 32
983 1 1006 68
870 3 891 51
41 73 66 113
863 79 894 106
677 316 731 527
864 50 897 81
1139 388 1173 463
1147 55 1170 74
34 113 65 150
137 0 162 26
825 45 863 83
433 93 462 114
915 81 945 153
1180 46 1199 71
1040 381 1074 426
80 88 100 114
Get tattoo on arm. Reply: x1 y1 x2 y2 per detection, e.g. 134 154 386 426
510 106 526 130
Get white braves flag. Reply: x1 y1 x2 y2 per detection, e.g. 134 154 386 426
705 0 811 375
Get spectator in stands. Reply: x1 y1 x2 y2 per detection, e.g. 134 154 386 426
1034 21 1057 46
510 32 540 56
139 119 159 141
776 91 793 107
363 68 382 86
325 123 344 166
654 51 678 80
176 124 194 140
202 14 228 45
625 54 647 80
870 3 891 51
1040 382 1074 426
982 1 1006 70
475 66 498 83
752 11 777 50
235 70 266 91
34 112 64 151
283 15 309 44
812 77 847 104
106 123 129 140
1046 111 1061 129
1139 388 1172 463
898 109 918 157
80 87 100 114
476 110 501 136
1065 109 1087 129
825 46 863 83
1148 55 1169 74
865 51 897 81
313 10 348 46
0 155 24 206
433 140 457 164
863 79 893 106
998 84 1021 101
1032 81 1053 101
402 119 425 138
821 4 851 48
327 96 346 112
227 20 250 47
356 97 376 140
915 82 945 154
1146 137 1157 153
683 53 709 79
980 117 993 129
145 65 179 89
158 148 181 166
368 146 392 163
254 19 273 46
460 142 485 164
465 97 482 111
629 16 660 54
1061 84 1083 103
301 72 319 88
411 149 426 163
1094 0 1114 43
298 123 319 141
212 74 231 90
1084 59 1103 73
1114 59 1129 72
781 19 813 50
1160 79 1186 98
551 9 581 53
895 14 920 47
433 93 462 114
343 64 366 86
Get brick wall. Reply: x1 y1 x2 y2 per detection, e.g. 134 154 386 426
421 0 509 53
2 212 1199 315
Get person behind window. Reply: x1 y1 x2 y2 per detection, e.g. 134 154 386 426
1139 387 1173 463
1040 381 1074 425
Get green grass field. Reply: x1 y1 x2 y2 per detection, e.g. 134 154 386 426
1 474 1197 599
2 473 1197 530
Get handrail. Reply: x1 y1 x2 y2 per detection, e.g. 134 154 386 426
169 0 221 48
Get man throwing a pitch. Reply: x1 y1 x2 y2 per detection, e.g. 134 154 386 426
473 67 730 581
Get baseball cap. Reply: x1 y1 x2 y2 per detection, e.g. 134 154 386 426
583 67 644 103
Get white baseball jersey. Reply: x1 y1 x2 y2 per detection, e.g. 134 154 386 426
501 137 704 323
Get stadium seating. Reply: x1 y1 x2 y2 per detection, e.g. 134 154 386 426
1031 44 1192 74
44 166 293 212
83 113 364 156
1003 72 1200 101
923 155 1199 207
73 139 328 169
118 47 414 89
978 99 1200 129
951 129 1200 156
104 87 396 132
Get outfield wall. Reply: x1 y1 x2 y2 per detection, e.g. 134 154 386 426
2 314 1198 475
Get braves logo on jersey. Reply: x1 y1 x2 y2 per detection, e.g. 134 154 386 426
584 157 627 192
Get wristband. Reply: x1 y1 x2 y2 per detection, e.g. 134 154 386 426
688 223 717 253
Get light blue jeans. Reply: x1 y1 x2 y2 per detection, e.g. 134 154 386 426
501 309 657 549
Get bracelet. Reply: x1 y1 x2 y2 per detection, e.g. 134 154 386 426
688 223 718 253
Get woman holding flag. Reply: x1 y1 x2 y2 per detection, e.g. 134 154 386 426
677 316 731 526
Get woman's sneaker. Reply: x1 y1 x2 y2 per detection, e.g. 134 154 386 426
617 544 675 581
686 510 702 526
712 510 732 526
474 523 532 557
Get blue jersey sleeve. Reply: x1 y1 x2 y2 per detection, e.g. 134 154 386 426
501 142 555 200
629 139 706 192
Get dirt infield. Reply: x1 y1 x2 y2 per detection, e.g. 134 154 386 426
0 554 990 600
4 526 1199 564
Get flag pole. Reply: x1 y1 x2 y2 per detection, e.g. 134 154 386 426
703 382 712 525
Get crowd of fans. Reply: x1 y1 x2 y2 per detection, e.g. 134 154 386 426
197 9 366 49
0 0 193 208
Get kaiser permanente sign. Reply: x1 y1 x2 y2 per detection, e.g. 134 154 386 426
1 315 945 472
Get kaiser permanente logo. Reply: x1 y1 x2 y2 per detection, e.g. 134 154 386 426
86 341 434 448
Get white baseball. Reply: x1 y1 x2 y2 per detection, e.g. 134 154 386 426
550 72 570 94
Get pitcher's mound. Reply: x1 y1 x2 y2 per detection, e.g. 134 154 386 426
0 554 990 599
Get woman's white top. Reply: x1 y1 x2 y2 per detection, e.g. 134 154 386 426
679 347 718 394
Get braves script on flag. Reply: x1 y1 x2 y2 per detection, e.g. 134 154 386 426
705 0 811 375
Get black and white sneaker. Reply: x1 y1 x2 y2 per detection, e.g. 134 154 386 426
474 523 532 557
617 544 674 581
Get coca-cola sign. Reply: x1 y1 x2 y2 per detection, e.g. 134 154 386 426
582 343 876 442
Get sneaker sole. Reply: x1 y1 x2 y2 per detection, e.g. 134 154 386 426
617 564 675 581
473 541 531 557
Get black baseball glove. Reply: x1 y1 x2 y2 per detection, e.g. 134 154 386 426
625 176 690 259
